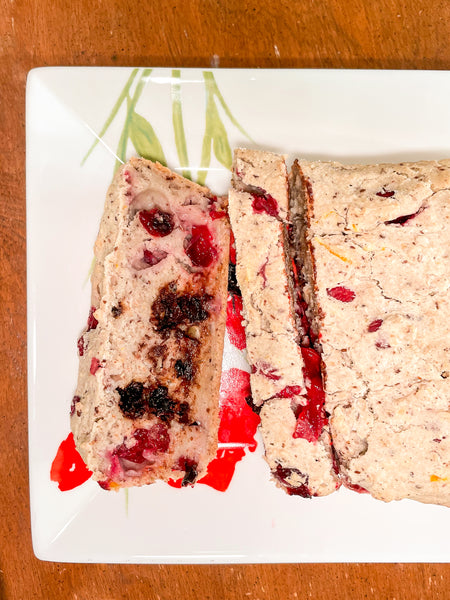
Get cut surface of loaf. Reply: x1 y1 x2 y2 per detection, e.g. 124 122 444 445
71 158 229 489
290 158 450 506
229 148 338 497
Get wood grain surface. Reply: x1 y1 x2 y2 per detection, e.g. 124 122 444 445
1 0 449 598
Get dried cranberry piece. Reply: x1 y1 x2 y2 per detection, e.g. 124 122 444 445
115 425 170 463
90 357 101 375
184 224 217 268
273 465 311 498
70 395 81 417
376 188 395 198
384 206 424 226
368 319 383 332
87 306 98 331
344 480 369 494
293 347 327 442
326 286 356 302
251 192 279 217
252 363 281 381
77 335 85 356
146 385 176 422
117 381 146 419
143 248 168 266
275 385 304 398
139 209 174 237
375 340 391 349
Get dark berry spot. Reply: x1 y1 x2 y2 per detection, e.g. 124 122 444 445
87 306 98 331
176 457 198 486
152 283 211 332
177 402 190 424
368 319 383 332
111 302 123 318
139 209 174 237
175 358 194 381
143 248 168 266
251 192 279 217
227 262 241 296
117 381 146 419
245 395 261 415
326 286 356 302
252 362 281 381
98 480 111 490
184 224 217 268
275 385 304 399
273 465 311 498
146 385 176 422
376 188 395 198
70 395 81 417
90 357 101 375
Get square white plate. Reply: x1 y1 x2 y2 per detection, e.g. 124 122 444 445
27 67 450 563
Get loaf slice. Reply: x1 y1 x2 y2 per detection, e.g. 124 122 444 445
71 158 229 489
228 148 338 497
290 158 450 506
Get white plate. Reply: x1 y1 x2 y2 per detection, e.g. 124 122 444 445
27 67 450 563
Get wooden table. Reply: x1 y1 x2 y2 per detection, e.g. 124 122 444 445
1 1 449 598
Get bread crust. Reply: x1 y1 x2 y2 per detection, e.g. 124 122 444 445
71 158 229 488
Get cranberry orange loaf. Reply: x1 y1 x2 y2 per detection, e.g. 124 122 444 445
290 159 450 506
228 149 338 497
72 158 229 489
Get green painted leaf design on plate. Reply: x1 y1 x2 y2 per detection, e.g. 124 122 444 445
171 69 191 180
129 111 166 165
197 71 252 186
81 68 139 166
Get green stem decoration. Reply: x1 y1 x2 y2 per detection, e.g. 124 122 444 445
81 68 139 165
197 71 252 186
171 69 192 180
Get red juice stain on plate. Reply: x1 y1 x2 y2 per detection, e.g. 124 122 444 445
50 432 92 491
226 293 246 350
168 368 259 492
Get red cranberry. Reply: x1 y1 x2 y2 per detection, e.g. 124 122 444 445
326 286 356 302
375 340 391 349
114 425 170 463
251 192 279 217
90 357 101 375
376 188 395 198
70 395 81 416
276 385 304 398
87 306 98 331
139 209 174 237
252 363 281 381
273 465 311 498
384 206 424 226
184 224 217 268
77 335 85 356
368 319 383 332
143 248 168 266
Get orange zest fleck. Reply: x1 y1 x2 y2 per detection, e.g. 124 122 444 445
430 474 448 482
314 238 352 263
